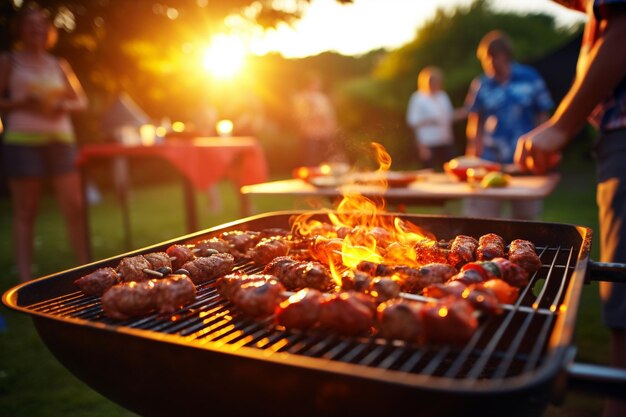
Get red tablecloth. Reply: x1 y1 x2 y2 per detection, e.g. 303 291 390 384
77 137 268 190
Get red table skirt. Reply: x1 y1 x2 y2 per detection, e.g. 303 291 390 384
77 137 269 190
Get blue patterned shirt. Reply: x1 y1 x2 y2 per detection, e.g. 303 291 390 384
467 63 554 163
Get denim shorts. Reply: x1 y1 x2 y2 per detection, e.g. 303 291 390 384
595 129 626 329
2 142 78 178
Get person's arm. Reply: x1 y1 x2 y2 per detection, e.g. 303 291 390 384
0 53 34 113
516 10 626 173
55 58 88 113
465 111 484 157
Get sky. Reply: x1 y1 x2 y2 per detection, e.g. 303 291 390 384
249 0 587 58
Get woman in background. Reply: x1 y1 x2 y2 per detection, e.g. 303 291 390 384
0 3 89 282
406 66 463 170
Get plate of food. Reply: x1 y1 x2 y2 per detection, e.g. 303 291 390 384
444 156 501 182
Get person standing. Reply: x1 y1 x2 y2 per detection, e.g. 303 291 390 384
464 30 554 219
0 3 89 282
515 2 626 416
293 71 339 166
406 66 462 170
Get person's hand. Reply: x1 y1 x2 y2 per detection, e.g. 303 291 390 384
514 122 567 175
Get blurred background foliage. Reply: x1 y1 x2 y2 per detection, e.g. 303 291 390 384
0 0 584 176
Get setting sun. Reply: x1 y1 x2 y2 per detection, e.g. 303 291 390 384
201 34 247 79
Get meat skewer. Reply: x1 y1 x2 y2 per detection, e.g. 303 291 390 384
101 274 196 320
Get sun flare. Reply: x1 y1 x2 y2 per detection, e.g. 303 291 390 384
201 34 247 79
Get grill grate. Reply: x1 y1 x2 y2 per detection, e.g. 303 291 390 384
25 245 576 382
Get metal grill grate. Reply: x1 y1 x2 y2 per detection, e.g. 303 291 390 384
24 244 576 382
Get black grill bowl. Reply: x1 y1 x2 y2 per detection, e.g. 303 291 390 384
3 211 593 417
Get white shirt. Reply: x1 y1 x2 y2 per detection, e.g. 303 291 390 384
406 91 454 147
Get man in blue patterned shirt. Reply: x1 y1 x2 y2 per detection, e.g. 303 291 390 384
463 30 554 219
515 2 626 416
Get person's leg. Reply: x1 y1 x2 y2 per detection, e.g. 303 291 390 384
596 131 626 417
8 178 43 282
511 199 543 220
462 197 502 218
51 172 90 265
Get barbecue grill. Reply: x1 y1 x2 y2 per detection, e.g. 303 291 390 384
3 211 626 417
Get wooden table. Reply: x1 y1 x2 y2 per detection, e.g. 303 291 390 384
239 171 561 216
78 137 268 253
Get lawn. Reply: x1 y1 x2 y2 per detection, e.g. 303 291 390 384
0 150 611 417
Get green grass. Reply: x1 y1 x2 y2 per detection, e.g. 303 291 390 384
0 160 612 417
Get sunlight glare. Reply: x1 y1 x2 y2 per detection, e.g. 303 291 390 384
202 34 246 79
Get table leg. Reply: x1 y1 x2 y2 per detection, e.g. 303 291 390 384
239 191 252 218
79 166 93 262
183 178 198 233
113 157 132 250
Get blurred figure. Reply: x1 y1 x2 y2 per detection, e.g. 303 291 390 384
515 3 626 416
293 71 340 166
463 30 554 219
406 66 464 170
0 3 89 282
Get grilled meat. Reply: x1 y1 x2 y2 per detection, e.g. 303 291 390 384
247 237 291 265
341 270 400 303
263 256 334 291
317 292 375 336
181 253 235 285
414 239 450 264
231 278 286 318
490 257 530 288
422 296 478 345
117 255 152 282
376 299 424 343
395 263 457 293
216 273 271 299
74 267 120 296
448 235 478 268
477 233 505 261
143 252 172 271
101 275 196 320
194 237 232 256
508 239 542 275
166 244 196 270
275 288 324 330
219 230 262 256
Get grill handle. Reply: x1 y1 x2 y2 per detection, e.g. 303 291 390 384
587 260 626 283
567 362 626 398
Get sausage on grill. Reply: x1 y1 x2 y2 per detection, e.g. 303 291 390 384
101 275 196 320
275 288 324 330
74 267 120 296
395 263 458 293
377 299 424 343
422 296 478 345
246 237 291 265
263 256 334 291
216 272 270 300
477 233 506 261
181 253 235 285
448 235 479 268
166 244 196 270
219 230 262 256
317 292 375 336
117 255 152 282
231 278 286 318
508 239 542 275
194 237 232 256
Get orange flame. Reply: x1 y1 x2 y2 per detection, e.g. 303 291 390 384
291 142 433 284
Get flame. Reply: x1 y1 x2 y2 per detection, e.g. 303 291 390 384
291 142 434 281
